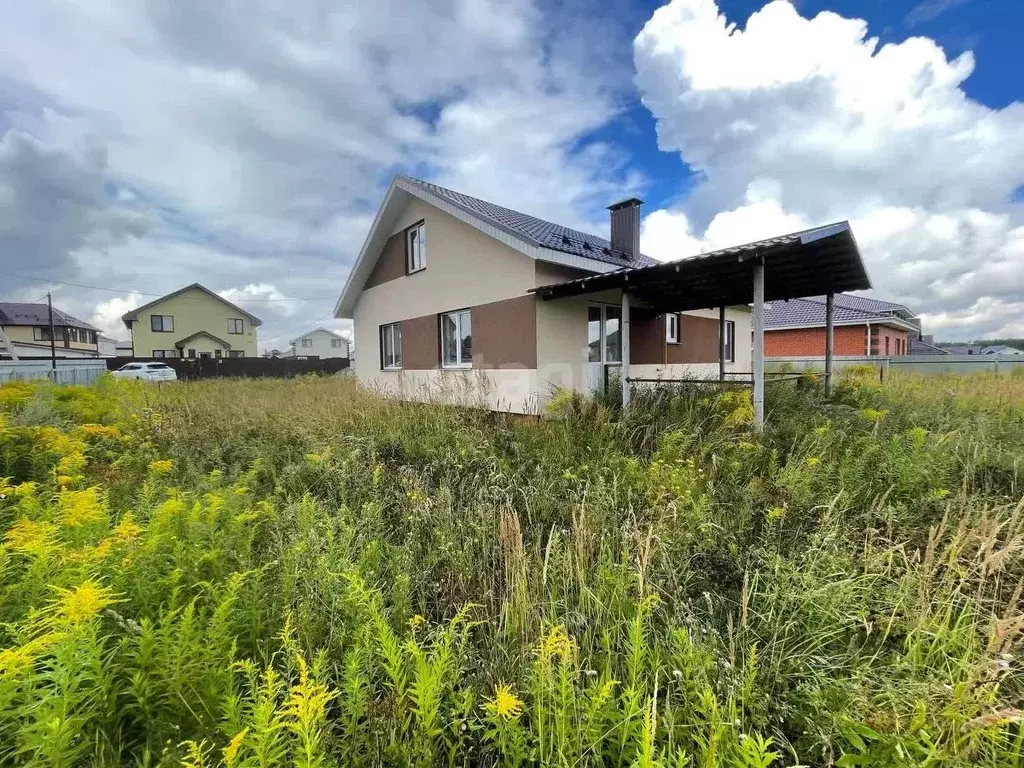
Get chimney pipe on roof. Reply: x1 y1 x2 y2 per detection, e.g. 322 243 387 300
608 197 644 258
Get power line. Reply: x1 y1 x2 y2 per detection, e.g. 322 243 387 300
1 270 338 302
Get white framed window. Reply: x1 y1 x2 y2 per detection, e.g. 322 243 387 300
331 338 343 348
406 222 426 273
666 313 679 344
227 318 244 334
150 315 174 332
228 350 244 358
380 323 402 370
723 320 735 362
301 338 313 348
441 309 472 368
151 349 177 358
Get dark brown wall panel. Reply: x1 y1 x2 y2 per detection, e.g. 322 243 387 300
629 309 664 365
669 314 720 364
365 232 407 289
401 314 439 370
472 295 537 369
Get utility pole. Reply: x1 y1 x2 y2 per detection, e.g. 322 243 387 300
47 292 57 377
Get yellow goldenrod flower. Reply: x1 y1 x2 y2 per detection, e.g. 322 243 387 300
56 451 86 478
537 625 576 665
13 481 37 499
767 506 786 522
112 513 144 542
0 646 35 678
486 682 524 720
148 459 174 476
53 581 118 626
223 728 248 767
76 423 122 440
4 518 58 555
806 456 821 467
59 487 105 527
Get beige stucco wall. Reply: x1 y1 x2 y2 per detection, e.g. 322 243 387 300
353 197 539 398
1 324 98 354
127 287 258 357
363 368 541 414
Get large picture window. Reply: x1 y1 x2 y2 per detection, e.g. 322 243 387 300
723 320 736 362
406 222 426 273
380 323 402 370
441 309 472 368
151 315 174 332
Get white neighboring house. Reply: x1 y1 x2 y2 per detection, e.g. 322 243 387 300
98 335 118 357
289 328 351 359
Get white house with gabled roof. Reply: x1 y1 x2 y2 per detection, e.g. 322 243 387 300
288 327 351 359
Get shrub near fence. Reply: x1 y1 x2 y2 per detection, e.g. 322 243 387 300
107 356 350 379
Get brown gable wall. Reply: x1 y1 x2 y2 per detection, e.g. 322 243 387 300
472 295 537 369
365 232 407 289
400 314 439 370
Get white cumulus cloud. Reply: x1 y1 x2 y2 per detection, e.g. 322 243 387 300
634 0 1024 340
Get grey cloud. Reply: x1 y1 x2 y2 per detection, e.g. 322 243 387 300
0 129 150 293
0 0 635 349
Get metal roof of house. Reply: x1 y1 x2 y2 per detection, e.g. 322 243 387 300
0 302 99 331
766 294 918 330
401 177 657 269
910 337 950 355
533 221 871 312
803 293 913 315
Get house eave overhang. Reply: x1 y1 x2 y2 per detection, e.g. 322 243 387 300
531 222 872 314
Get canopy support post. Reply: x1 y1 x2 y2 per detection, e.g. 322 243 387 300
621 290 631 410
752 261 765 431
825 292 835 397
719 305 726 382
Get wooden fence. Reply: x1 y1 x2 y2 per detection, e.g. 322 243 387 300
107 357 350 380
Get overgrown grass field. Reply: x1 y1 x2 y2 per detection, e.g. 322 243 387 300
0 371 1022 767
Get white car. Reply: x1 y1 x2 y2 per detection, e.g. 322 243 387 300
111 362 178 382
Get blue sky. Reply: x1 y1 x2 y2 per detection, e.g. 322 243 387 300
1 0 1022 344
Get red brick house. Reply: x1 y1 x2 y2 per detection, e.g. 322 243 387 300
765 294 920 358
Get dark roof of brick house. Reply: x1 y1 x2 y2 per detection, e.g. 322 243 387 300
0 302 99 331
402 176 657 269
766 294 917 331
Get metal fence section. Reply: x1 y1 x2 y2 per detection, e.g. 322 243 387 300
768 354 1024 376
0 359 110 385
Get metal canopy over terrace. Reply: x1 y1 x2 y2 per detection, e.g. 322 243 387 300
531 221 871 430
